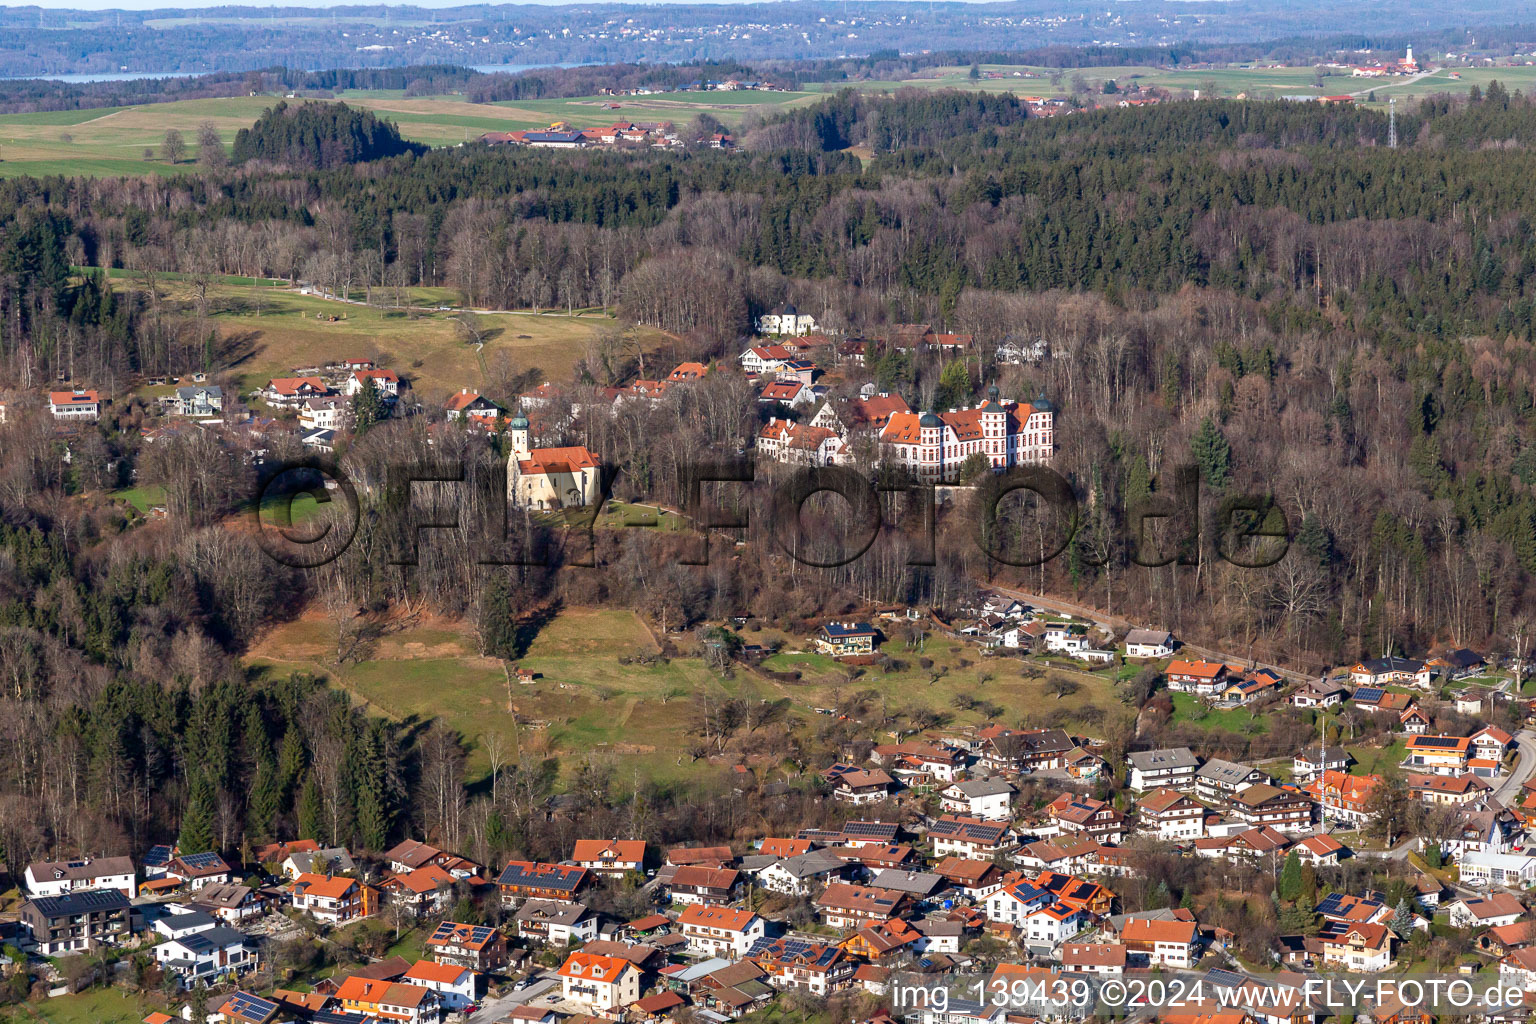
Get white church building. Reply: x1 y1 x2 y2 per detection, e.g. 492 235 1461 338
506 415 601 510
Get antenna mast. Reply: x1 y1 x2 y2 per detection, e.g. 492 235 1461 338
1389 96 1398 150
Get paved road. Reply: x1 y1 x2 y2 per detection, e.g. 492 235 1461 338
467 974 558 1024
1493 728 1536 806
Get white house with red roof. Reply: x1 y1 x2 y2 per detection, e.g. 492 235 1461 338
345 368 401 399
878 389 1054 483
678 904 766 957
740 344 796 375
48 389 101 421
445 389 503 427
506 415 600 510
402 959 477 1010
558 950 641 1016
757 418 843 467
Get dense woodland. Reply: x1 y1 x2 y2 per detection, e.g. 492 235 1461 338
7 83 1536 867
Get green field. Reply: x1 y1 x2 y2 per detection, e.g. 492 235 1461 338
6 62 1533 179
1346 739 1408 776
0 988 157 1024
93 275 667 403
1169 692 1269 733
246 606 1128 786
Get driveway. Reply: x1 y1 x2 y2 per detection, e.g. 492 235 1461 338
467 974 558 1024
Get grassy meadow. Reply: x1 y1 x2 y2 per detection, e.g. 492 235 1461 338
89 273 666 402
244 605 1133 787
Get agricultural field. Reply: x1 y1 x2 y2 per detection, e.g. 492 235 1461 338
93 275 665 402
245 605 1128 787
2 63 1533 178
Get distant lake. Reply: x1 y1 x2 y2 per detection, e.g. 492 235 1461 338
3 62 594 83
1 71 205 83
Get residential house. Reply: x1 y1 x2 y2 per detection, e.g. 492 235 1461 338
1292 747 1351 783
739 344 796 375
1349 657 1430 688
1350 688 1415 714
1045 792 1125 843
679 905 766 958
825 766 896 805
402 959 477 1011
572 839 646 877
1409 773 1490 806
1306 771 1382 827
24 856 135 899
841 918 921 964
1226 785 1314 833
665 864 740 905
1165 660 1230 695
1121 918 1199 968
424 920 509 972
1194 759 1270 803
1448 894 1526 929
939 778 1015 820
558 951 642 1017
928 815 1012 859
1319 922 1394 972
514 899 598 945
154 925 257 989
1127 748 1201 792
815 883 911 930
173 385 223 417
191 883 267 925
975 726 1075 773
1137 788 1207 841
1290 681 1348 708
748 938 855 996
1399 707 1432 734
1124 629 1176 658
1402 735 1472 776
757 304 818 337
444 389 503 427
815 622 879 658
166 852 233 890
346 368 401 400
1062 942 1127 977
757 850 852 895
871 740 969 785
334 977 440 1024
1429 649 1488 680
48 389 101 421
497 861 588 903
1472 725 1515 764
281 846 355 880
933 857 1006 903
18 889 131 955
756 418 844 468
290 873 375 925
262 377 331 407
1292 834 1348 867
382 863 458 916
208 992 281 1024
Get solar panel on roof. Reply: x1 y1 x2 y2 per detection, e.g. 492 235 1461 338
842 821 894 836
1315 893 1347 917
223 992 278 1020
1414 736 1464 748
181 851 224 869
1206 969 1246 987
1352 687 1385 703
